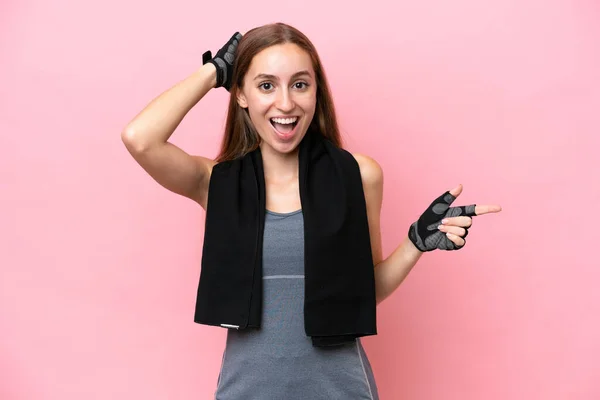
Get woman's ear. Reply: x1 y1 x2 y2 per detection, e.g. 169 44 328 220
236 88 248 109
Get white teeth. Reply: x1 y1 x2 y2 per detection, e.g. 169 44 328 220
271 117 298 125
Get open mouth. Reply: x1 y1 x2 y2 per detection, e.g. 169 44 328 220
269 117 299 137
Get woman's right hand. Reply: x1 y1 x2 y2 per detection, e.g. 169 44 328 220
202 32 243 92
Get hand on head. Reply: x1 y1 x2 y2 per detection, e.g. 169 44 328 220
203 32 243 91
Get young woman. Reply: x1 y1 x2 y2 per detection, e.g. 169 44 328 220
122 22 501 400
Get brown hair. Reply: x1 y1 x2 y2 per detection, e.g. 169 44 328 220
215 22 343 162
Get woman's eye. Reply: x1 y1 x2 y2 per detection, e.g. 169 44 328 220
259 82 308 91
295 82 308 89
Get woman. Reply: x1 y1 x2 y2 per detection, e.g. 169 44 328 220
122 22 501 400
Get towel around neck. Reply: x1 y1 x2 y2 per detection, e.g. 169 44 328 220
193 124 377 347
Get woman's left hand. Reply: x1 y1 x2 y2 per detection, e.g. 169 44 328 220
408 184 502 252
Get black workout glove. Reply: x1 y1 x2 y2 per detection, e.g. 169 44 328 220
408 190 477 252
202 32 242 91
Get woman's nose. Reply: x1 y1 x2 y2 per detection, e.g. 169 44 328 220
275 89 295 112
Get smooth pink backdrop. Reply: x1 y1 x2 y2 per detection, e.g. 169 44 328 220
2 0 599 399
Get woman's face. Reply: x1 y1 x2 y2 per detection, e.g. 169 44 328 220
237 43 317 156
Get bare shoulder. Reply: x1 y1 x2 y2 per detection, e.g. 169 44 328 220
352 153 384 189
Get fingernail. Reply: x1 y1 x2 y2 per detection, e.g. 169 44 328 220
442 219 448 224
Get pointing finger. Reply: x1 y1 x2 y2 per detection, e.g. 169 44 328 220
475 204 503 215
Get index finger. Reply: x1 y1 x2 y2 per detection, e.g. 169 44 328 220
475 205 502 215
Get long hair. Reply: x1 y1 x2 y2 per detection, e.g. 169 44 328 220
215 22 343 162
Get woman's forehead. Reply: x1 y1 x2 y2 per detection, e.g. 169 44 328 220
247 43 314 80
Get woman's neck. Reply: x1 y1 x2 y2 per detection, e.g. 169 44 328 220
260 143 299 184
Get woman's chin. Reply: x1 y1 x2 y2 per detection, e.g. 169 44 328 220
262 137 304 155
261 139 299 155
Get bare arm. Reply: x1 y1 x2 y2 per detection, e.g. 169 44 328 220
353 153 423 305
121 63 218 209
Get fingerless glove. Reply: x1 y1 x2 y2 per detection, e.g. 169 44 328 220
202 32 242 91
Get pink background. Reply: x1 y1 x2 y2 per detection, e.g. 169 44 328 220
2 0 599 399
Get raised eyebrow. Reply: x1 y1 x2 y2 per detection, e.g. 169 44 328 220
253 70 312 81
